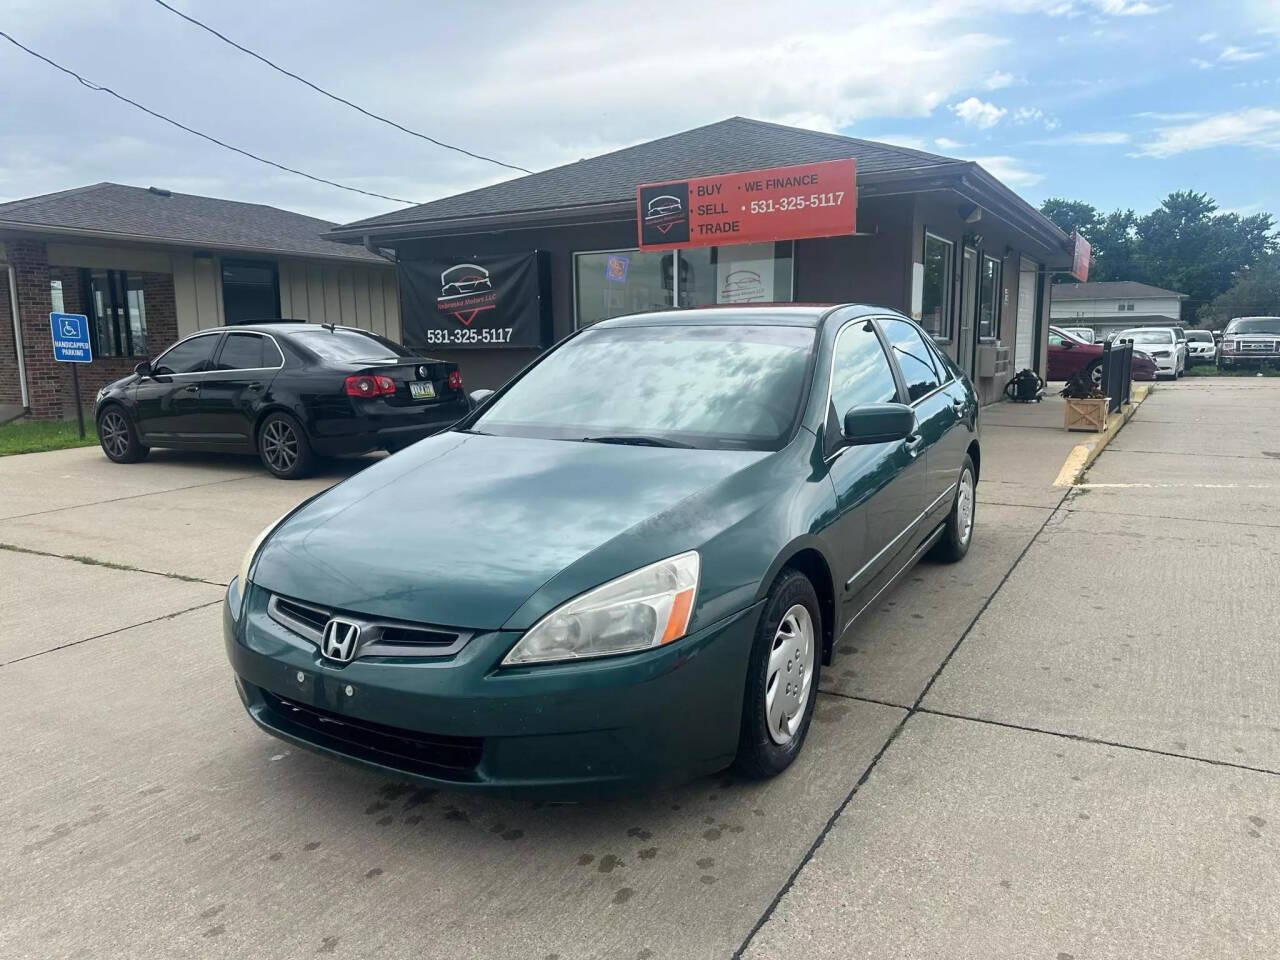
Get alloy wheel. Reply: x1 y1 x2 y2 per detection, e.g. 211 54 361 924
764 603 815 745
956 468 975 546
100 411 130 459
1090 363 1103 386
262 419 299 473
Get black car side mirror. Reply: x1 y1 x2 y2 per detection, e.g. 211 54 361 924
134 360 152 378
843 403 916 445
469 389 495 407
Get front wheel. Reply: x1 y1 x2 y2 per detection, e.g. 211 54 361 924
733 568 822 780
258 412 315 479
929 455 976 563
96 405 149 463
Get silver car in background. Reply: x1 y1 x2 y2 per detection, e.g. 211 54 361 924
1185 329 1217 365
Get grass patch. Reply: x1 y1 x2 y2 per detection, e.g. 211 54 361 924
0 417 98 456
1183 364 1280 378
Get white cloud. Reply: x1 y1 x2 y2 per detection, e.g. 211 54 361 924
1013 106 1060 130
1191 57 1214 69
1138 108 1280 157
1034 130 1131 145
964 155 1045 187
934 137 967 150
1197 31 1218 42
984 70 1017 90
1134 111 1205 121
1049 0 1167 13
1220 45 1265 62
952 97 1007 128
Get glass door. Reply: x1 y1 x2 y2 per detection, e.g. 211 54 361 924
958 247 978 379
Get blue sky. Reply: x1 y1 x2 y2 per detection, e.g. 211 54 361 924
1 0 1278 225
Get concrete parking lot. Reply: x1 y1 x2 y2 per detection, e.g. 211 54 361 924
3 379 1279 959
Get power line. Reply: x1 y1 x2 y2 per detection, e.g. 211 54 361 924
150 0 533 175
0 30 421 206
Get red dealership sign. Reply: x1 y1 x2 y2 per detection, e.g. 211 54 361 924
1071 231 1092 282
636 158 856 250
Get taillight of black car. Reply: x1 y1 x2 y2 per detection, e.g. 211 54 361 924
345 374 397 397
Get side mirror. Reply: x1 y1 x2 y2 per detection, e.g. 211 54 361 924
469 388 495 408
842 403 916 445
134 360 152 378
1063 341 1074 349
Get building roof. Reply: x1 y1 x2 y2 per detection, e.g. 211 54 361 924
0 182 387 264
1087 315 1185 327
1051 280 1187 301
330 116 1029 239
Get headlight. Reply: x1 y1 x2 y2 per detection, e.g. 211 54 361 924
237 512 290 592
502 551 700 665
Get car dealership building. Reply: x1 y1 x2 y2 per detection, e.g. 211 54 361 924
331 117 1075 405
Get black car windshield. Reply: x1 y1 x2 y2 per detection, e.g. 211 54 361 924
291 328 413 361
1226 318 1280 335
472 323 816 450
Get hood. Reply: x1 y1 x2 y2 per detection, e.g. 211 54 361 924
251 431 765 629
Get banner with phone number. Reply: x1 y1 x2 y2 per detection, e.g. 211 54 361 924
399 251 550 349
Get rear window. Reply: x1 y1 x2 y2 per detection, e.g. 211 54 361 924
291 328 412 361
1119 330 1173 345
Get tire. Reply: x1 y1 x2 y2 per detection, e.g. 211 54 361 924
733 568 823 780
929 454 976 563
96 405 149 463
257 412 315 479
1086 359 1103 388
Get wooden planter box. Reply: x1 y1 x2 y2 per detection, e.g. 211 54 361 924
1064 396 1109 432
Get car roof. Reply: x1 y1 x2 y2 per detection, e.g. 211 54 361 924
591 303 891 330
222 321 381 337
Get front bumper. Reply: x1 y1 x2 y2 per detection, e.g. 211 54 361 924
224 580 761 792
1220 351 1280 366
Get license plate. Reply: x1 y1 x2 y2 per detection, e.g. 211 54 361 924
410 381 436 399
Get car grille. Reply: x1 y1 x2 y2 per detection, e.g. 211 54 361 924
267 594 472 659
261 690 483 780
1239 339 1277 352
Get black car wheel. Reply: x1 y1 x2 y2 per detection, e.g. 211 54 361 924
96 405 149 463
1087 359 1103 387
930 454 976 563
733 567 823 780
258 412 314 479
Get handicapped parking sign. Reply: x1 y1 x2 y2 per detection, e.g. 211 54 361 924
50 312 92 363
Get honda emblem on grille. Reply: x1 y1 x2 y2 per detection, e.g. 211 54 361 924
321 618 361 663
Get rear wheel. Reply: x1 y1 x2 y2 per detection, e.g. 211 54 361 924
1086 359 1103 388
733 568 822 780
96 405 148 463
929 455 975 563
258 412 314 479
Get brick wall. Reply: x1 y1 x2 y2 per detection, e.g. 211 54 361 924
4 241 180 419
0 265 18 405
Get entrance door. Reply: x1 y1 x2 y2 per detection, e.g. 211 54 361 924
957 247 978 379
1015 258 1037 371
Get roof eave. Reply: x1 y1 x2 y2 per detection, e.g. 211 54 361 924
0 221 392 266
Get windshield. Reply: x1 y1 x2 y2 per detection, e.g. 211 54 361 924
1226 318 1280 335
472 323 816 450
1119 330 1173 344
1186 330 1214 342
291 328 413 361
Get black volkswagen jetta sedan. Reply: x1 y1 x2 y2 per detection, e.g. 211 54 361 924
226 305 980 790
94 322 468 478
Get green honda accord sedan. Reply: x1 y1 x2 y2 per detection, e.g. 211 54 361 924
224 304 979 790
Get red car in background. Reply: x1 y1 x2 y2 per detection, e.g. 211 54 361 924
1048 325 1156 384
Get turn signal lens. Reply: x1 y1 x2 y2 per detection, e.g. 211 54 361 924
345 375 397 397
503 552 701 665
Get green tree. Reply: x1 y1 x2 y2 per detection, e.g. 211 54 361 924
1198 253 1280 326
1039 198 1098 240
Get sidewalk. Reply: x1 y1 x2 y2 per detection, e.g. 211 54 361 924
976 392 1083 508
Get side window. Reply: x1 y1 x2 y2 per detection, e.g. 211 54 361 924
262 337 284 368
881 318 942 401
153 335 218 375
214 332 267 370
1048 331 1064 347
830 321 899 417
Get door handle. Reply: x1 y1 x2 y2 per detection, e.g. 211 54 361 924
246 382 263 390
905 434 925 458
952 397 965 408
180 384 200 393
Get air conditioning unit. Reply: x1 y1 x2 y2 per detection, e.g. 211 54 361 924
976 344 1012 379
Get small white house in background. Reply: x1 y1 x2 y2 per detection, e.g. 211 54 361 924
1050 280 1188 340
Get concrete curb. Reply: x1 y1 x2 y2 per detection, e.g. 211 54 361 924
1053 382 1153 487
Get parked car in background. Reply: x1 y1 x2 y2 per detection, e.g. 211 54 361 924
225 305 981 789
1185 329 1217 365
1048 325 1157 384
1058 326 1095 343
1112 327 1185 379
95 323 468 478
1218 316 1280 369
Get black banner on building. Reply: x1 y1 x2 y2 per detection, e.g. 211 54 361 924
399 251 550 349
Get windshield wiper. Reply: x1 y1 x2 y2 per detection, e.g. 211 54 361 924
581 434 693 449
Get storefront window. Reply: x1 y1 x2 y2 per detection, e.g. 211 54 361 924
222 259 281 325
921 233 953 340
574 242 793 327
50 279 65 314
84 269 148 357
978 255 1002 339
574 250 673 327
